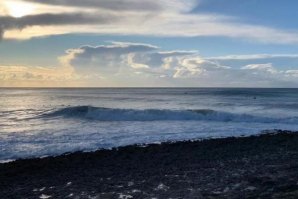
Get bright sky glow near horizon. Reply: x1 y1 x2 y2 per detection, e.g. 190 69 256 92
1 0 298 87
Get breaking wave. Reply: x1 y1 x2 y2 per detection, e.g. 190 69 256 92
41 106 298 123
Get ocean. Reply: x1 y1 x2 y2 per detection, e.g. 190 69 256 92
1 88 298 162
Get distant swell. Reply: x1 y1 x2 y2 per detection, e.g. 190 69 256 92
41 106 298 124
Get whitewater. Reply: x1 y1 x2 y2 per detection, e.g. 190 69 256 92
1 88 298 162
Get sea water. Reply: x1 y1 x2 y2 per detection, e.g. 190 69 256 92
1 88 298 162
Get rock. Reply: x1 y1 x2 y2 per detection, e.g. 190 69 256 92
127 181 134 187
155 183 169 191
39 194 52 199
118 193 133 199
223 187 230 193
245 186 257 191
232 183 242 190
211 191 222 195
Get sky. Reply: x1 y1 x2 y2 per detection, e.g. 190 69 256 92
1 0 298 87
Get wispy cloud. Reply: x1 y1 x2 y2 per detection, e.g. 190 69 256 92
0 12 118 39
0 64 78 87
22 0 164 11
207 54 298 60
1 0 298 44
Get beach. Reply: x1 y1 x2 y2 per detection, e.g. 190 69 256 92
1 130 298 198
2 0 298 197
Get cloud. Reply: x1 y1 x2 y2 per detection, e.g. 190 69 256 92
0 0 298 44
208 54 298 60
173 57 230 78
285 70 298 77
171 62 297 87
61 42 158 76
128 51 196 69
0 12 118 39
23 0 163 11
0 29 3 40
242 63 277 74
58 42 298 87
63 42 203 79
206 54 298 69
0 64 80 87
22 0 198 13
2 41 298 87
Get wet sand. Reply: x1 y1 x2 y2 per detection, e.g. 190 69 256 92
1 130 298 198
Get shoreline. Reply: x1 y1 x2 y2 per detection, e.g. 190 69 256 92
0 130 285 164
0 130 280 165
1 130 298 198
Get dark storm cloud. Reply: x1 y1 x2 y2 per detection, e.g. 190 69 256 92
0 13 117 39
23 0 162 11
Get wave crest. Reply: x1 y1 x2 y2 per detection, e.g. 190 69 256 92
41 106 298 123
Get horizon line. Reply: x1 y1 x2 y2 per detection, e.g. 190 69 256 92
1 87 298 89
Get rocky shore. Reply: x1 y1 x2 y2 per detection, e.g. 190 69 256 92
1 130 298 198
